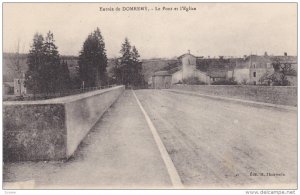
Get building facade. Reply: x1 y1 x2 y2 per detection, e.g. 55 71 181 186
14 78 26 96
172 52 211 84
3 82 14 95
234 55 274 85
151 71 172 89
233 53 297 85
169 52 297 86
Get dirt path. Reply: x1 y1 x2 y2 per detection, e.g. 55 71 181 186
3 90 172 189
135 89 297 189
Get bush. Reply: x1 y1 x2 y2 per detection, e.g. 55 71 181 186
240 79 248 85
259 72 292 86
182 77 206 85
211 78 238 85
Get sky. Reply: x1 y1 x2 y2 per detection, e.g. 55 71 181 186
3 3 297 59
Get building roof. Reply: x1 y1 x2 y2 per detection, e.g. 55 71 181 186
196 58 236 73
235 55 297 69
272 56 297 75
169 66 181 74
235 55 272 69
271 55 297 64
178 53 197 60
3 82 14 87
153 70 171 76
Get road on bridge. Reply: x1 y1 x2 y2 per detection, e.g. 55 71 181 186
3 89 297 189
135 89 297 189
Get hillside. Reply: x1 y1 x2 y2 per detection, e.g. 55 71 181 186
3 53 179 83
3 53 80 82
3 53 28 82
141 59 179 81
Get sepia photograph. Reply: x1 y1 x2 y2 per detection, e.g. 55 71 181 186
2 2 298 192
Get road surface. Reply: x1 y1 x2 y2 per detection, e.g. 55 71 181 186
135 89 297 189
3 89 297 189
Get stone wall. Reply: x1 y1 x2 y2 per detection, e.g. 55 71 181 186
3 86 125 162
171 84 297 106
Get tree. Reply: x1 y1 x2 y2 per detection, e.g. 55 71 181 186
113 38 144 87
57 60 71 92
131 46 144 86
25 31 70 96
120 38 132 62
119 38 132 85
271 57 296 86
25 33 45 96
111 58 122 85
78 27 108 88
259 58 296 86
42 31 61 93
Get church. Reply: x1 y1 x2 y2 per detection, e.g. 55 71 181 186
171 51 211 84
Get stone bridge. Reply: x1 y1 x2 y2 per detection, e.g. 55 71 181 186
3 86 297 189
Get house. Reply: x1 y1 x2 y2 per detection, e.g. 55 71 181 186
168 51 296 86
272 54 297 86
3 78 27 96
207 70 227 82
171 52 238 84
233 52 297 85
234 54 274 85
198 57 236 83
151 71 172 89
171 52 211 84
3 82 14 95
14 78 26 96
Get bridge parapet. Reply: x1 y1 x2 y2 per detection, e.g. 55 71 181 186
171 84 297 106
3 85 125 162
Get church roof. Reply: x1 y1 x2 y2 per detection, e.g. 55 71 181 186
153 71 171 76
3 82 14 88
178 53 197 59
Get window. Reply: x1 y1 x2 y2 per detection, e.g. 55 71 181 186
253 72 256 77
253 81 256 85
253 64 256 68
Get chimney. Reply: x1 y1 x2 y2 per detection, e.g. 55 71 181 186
264 51 268 56
284 52 287 56
188 50 190 54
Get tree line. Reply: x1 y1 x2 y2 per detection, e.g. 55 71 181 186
25 27 145 96
112 38 145 87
